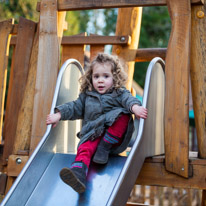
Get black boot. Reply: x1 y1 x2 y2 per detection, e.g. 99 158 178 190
93 132 119 164
59 161 88 193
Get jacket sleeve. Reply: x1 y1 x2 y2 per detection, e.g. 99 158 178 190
55 93 85 120
120 89 142 113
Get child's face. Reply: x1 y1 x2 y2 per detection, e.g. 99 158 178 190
92 63 113 94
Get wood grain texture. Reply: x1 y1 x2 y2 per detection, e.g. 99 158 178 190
112 7 142 91
2 17 36 165
135 48 166 62
61 33 86 65
136 161 206 189
0 19 14 144
61 35 130 45
90 34 105 60
202 190 206 206
36 0 204 11
164 0 191 178
7 155 29 177
30 0 65 154
11 35 130 46
136 155 206 189
191 4 206 158
12 24 38 155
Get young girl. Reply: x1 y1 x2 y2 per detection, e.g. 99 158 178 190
46 53 147 193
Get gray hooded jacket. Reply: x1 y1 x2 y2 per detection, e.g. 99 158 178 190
55 87 141 154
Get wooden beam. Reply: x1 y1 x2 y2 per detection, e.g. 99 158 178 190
10 33 166 62
0 19 14 145
0 173 7 195
62 35 130 45
12 24 38 155
11 35 130 46
202 190 206 206
135 48 166 62
37 0 204 11
164 0 191 178
136 153 206 190
191 4 206 158
10 24 18 35
7 155 29 177
30 0 65 154
112 7 142 91
2 17 36 165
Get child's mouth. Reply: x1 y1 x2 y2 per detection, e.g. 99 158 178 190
98 86 104 89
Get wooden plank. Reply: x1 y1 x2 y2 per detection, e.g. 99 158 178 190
164 0 191 178
0 19 14 145
0 173 7 195
202 190 206 206
135 48 166 62
136 158 206 190
57 11 66 44
30 0 65 154
10 24 18 35
90 34 105 60
90 45 105 61
11 35 130 46
7 155 29 177
61 33 86 65
2 17 36 165
5 176 15 195
62 35 130 45
112 7 142 91
37 0 204 11
190 4 206 158
12 24 38 155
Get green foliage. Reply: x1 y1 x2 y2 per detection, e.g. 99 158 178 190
64 10 90 35
0 0 39 22
139 6 171 48
102 9 117 35
134 6 171 88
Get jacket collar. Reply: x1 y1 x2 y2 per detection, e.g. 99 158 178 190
85 87 124 98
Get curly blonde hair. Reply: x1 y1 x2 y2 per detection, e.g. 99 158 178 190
79 53 128 92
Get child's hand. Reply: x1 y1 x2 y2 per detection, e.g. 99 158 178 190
46 112 61 128
131 104 148 119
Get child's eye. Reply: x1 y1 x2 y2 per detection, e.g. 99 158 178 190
94 75 99 79
104 75 109 78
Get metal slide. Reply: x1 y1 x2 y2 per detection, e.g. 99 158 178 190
1 57 165 206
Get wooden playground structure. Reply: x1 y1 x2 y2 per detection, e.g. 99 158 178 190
0 0 206 205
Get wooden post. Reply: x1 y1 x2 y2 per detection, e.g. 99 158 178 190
112 7 142 91
30 0 65 154
12 24 38 155
164 0 191 178
2 17 36 164
0 19 14 144
191 3 206 205
191 3 206 159
202 190 206 206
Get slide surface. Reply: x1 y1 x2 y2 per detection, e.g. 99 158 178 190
1 57 165 206
25 154 127 206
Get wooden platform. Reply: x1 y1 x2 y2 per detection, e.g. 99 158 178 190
136 152 206 190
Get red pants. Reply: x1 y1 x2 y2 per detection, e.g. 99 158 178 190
75 114 130 168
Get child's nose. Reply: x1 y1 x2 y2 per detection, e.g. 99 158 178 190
98 77 104 82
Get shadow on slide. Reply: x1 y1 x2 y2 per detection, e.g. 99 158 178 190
1 57 165 206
